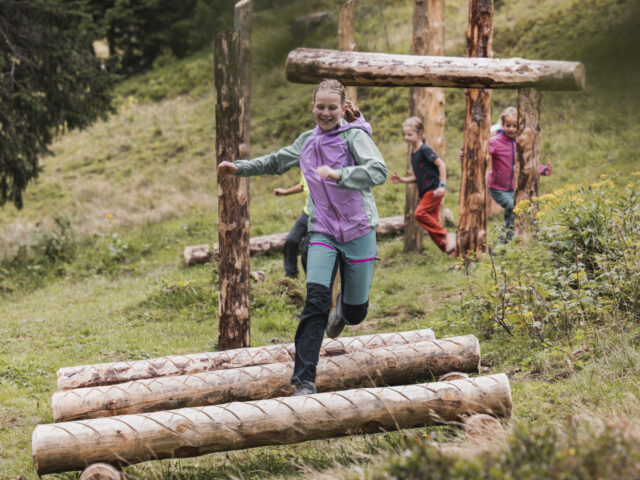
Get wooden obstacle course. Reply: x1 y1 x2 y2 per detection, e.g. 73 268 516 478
34 374 512 476
52 335 479 422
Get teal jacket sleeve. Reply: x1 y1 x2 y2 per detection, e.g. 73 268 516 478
337 129 388 189
233 131 312 177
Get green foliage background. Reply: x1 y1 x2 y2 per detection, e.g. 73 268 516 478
0 0 639 478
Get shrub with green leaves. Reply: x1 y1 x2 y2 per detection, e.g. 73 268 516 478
463 174 640 346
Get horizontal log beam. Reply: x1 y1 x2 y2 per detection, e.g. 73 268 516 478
183 215 405 266
56 328 435 390
34 374 512 475
285 48 586 91
52 335 480 421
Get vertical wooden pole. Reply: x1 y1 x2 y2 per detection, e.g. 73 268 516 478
215 30 251 350
235 0 252 159
514 87 541 238
339 0 358 104
424 0 446 161
458 0 493 260
404 0 428 254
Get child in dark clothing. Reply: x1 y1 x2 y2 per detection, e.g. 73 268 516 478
391 116 456 255
274 174 310 278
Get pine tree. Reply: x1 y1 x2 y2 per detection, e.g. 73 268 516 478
0 0 117 208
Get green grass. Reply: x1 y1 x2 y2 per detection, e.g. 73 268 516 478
1 0 639 478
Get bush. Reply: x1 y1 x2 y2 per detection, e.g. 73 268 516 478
463 175 640 346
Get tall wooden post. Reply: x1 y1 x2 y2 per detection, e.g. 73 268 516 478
215 30 251 350
424 0 446 161
458 0 493 260
514 87 541 238
235 0 252 159
339 0 357 104
404 0 428 254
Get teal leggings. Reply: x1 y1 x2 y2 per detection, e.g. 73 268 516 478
306 229 377 305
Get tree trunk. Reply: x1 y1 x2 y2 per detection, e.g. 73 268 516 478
404 0 429 254
458 0 493 260
34 374 512 475
52 335 479 422
56 328 435 390
215 30 251 349
285 49 586 91
183 216 405 266
424 0 446 162
339 0 357 104
514 87 542 238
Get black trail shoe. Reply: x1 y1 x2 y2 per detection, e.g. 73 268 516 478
292 380 317 396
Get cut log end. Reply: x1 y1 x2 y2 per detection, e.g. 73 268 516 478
79 463 123 480
463 413 504 438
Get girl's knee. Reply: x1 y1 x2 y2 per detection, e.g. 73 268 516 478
342 300 369 326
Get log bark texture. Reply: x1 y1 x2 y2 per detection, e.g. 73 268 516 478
34 374 512 475
215 30 251 350
404 0 429 254
183 216 405 266
56 328 435 390
339 0 357 104
285 49 586 91
458 0 493 259
52 335 479 422
514 87 542 238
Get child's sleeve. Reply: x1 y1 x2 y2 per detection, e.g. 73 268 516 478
337 129 388 189
234 131 311 177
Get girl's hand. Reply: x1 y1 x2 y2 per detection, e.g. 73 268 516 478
217 161 238 177
317 165 340 181
274 188 286 196
434 186 446 198
543 162 552 176
390 172 402 184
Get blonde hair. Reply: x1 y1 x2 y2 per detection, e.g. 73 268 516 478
402 116 424 134
313 79 361 123
499 106 517 124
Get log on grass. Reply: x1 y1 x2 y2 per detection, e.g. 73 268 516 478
34 374 512 475
183 215 405 266
52 335 480 421
56 328 435 390
285 49 586 91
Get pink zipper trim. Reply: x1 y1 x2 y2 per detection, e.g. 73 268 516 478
310 242 335 250
348 257 376 263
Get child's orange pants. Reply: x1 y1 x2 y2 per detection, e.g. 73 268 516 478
414 190 447 251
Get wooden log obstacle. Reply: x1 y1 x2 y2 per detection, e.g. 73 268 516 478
35 329 514 477
183 215 405 266
56 327 435 390
53 335 479 422
285 47 586 257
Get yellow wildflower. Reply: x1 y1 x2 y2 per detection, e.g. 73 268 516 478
599 174 609 179
106 214 114 220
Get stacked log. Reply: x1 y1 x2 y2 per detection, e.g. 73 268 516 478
52 335 480 421
34 374 512 476
183 215 405 266
57 328 435 390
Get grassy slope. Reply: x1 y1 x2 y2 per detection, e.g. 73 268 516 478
0 0 639 477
